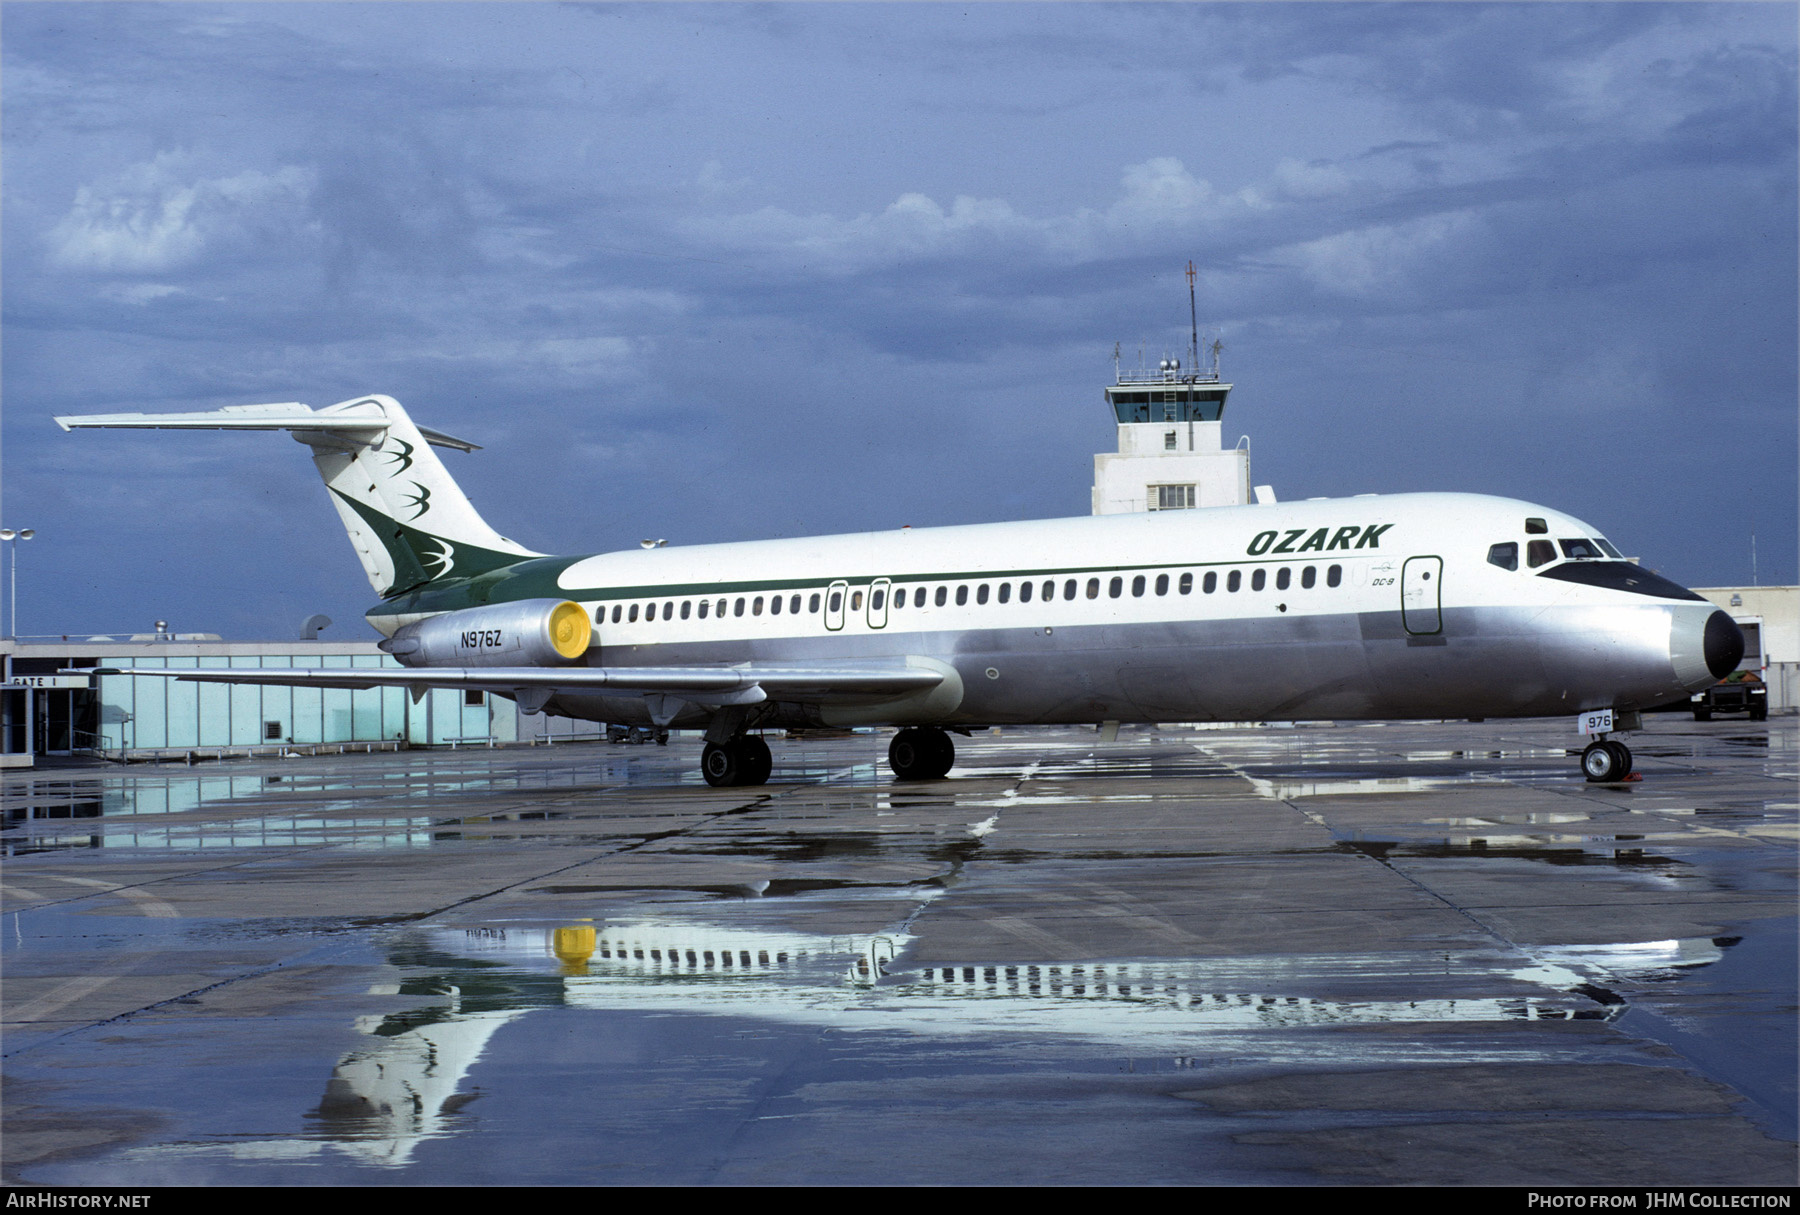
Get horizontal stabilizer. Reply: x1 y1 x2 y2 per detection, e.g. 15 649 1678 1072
55 402 480 451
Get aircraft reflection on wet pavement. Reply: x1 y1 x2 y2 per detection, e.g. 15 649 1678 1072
93 914 1732 1170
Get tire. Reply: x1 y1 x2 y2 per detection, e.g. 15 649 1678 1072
740 735 772 785
1606 740 1632 778
924 728 956 779
701 741 740 787
1582 740 1624 783
889 728 933 780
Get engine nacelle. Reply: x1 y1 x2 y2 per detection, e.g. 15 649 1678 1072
379 599 591 668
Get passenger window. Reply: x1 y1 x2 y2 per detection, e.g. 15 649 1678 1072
997 583 1010 604
1131 575 1146 597
1155 574 1169 596
827 592 840 613
698 600 709 619
871 590 884 610
936 586 948 607
1327 565 1342 587
1488 542 1518 571
735 598 746 617
1020 581 1033 603
1179 572 1192 595
1276 567 1291 590
1227 571 1241 592
791 594 802 614
1251 569 1266 591
1109 576 1123 598
611 605 622 623
1525 517 1548 535
976 584 989 605
681 601 691 619
751 597 763 616
1203 572 1217 593
809 594 820 613
914 588 926 607
1065 579 1078 600
1086 578 1099 599
890 590 901 610
629 604 639 623
956 586 969 606
1527 540 1556 568
1302 566 1316 589
851 591 863 611
666 603 675 620
771 595 783 615
1043 580 1055 601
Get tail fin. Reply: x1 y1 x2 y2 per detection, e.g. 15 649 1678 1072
56 395 540 597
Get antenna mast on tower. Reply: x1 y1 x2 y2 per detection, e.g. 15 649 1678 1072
1186 260 1199 376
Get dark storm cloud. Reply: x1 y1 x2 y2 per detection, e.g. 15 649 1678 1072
2 2 1792 638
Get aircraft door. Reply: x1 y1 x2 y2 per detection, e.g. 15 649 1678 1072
825 580 849 631
1401 556 1442 635
868 578 891 630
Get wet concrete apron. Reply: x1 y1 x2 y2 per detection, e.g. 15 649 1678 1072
2 718 1793 1184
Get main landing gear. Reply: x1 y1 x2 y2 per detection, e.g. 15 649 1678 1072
1580 738 1634 783
889 727 955 781
701 735 772 788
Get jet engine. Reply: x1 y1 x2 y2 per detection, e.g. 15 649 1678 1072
379 599 592 668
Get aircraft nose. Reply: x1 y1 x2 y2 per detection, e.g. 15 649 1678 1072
1670 605 1744 694
1703 609 1745 680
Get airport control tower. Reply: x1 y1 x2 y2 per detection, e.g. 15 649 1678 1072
1091 263 1251 515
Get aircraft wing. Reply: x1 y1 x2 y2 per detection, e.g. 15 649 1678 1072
75 663 944 708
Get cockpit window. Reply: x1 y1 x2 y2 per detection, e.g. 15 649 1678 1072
1525 517 1548 535
1487 542 1518 571
1559 538 1605 560
1527 539 1556 568
1595 538 1622 559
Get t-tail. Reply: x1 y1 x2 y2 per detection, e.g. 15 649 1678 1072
54 395 540 598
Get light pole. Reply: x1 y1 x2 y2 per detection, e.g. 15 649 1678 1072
0 528 36 640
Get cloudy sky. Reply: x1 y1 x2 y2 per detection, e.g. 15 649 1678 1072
3 2 1794 640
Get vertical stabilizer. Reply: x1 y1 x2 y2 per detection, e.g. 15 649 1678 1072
56 395 541 597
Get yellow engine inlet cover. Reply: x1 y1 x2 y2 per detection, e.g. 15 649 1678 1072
547 600 590 659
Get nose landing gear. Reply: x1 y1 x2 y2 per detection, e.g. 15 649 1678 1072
1580 738 1634 783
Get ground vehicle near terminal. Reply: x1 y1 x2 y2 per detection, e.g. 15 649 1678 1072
1692 672 1768 721
58 395 1742 787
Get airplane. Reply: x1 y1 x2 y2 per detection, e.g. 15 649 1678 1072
56 393 1742 787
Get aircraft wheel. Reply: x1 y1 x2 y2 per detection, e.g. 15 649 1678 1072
924 728 956 779
740 735 773 786
890 727 955 781
702 741 741 787
889 729 932 780
1606 740 1632 778
1581 740 1625 783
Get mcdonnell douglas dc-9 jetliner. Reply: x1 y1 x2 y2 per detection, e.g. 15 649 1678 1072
58 395 1741 787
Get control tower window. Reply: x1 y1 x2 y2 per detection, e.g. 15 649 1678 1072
1149 484 1196 511
1488 542 1518 571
